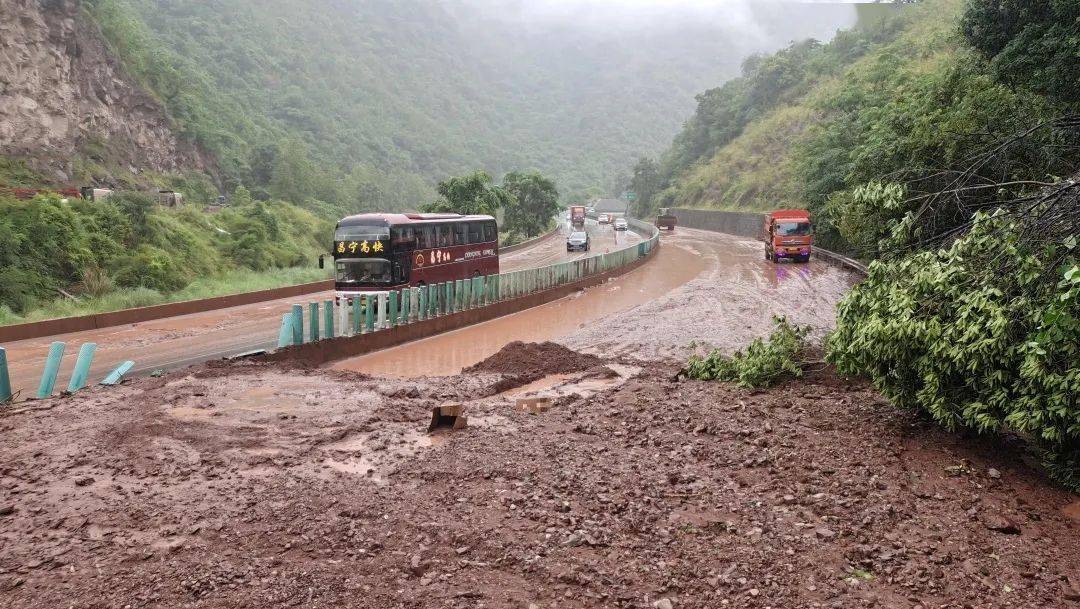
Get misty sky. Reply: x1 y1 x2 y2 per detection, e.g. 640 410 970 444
459 0 858 54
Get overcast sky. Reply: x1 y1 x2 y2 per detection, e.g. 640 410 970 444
457 0 858 49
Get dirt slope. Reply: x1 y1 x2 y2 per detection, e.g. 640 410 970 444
1 354 1077 608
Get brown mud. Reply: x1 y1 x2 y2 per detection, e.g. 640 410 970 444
332 239 709 377
2 350 1079 608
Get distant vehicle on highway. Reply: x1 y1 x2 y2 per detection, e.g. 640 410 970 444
613 217 628 231
597 213 612 224
586 206 595 214
570 205 586 229
763 209 812 263
655 208 677 231
321 212 500 303
566 230 590 252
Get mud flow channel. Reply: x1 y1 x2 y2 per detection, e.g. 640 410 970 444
332 243 708 377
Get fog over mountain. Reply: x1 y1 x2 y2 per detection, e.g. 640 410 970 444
84 0 858 200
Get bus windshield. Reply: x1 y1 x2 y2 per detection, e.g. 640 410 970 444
335 225 390 241
336 259 392 284
776 222 811 236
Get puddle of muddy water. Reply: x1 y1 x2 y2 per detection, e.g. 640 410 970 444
332 246 707 378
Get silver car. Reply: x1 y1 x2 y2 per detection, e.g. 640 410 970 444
566 231 590 252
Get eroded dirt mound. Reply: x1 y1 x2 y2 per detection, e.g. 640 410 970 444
464 341 603 377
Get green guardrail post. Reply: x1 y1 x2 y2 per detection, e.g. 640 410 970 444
291 304 304 345
353 297 362 335
100 361 134 386
0 347 11 404
403 288 413 322
418 286 427 321
324 299 334 339
277 313 293 347
388 291 399 328
36 341 66 399
365 296 375 332
309 302 320 342
455 279 464 311
67 343 97 393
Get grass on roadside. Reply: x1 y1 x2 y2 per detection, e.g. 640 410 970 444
0 266 330 326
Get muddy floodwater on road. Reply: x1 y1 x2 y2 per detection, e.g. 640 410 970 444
0 221 614 401
334 227 861 377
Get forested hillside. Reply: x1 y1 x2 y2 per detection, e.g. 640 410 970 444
84 0 856 206
645 0 1079 488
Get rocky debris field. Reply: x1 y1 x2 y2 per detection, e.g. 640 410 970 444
1 343 1078 609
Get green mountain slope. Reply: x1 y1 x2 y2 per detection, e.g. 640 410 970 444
86 0 857 205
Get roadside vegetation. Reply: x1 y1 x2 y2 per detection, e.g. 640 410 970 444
0 191 330 325
423 171 561 242
666 0 1079 488
0 166 560 325
685 317 810 388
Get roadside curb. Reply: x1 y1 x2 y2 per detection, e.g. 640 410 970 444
501 226 561 254
0 280 333 343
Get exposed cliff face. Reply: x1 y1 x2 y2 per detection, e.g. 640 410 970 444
0 0 203 182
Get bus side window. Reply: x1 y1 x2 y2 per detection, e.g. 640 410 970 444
467 222 483 244
453 223 467 246
436 224 451 247
483 221 497 243
391 226 415 247
418 225 435 249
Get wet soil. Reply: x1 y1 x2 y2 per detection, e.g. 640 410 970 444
465 341 604 377
333 239 706 377
2 353 1078 608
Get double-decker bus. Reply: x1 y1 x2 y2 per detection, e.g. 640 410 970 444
323 213 500 303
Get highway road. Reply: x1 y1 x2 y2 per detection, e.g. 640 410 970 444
333 226 858 376
0 219 637 401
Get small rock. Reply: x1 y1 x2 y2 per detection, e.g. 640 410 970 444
815 527 837 541
74 476 94 487
981 512 1021 534
0 505 14 517
748 588 760 597
652 599 674 609
1062 576 1080 601
987 468 1001 479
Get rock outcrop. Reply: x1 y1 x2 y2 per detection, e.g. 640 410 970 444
0 0 203 181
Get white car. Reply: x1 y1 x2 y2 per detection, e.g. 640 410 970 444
614 217 628 231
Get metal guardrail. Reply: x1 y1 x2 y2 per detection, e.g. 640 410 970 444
280 221 661 346
0 341 134 404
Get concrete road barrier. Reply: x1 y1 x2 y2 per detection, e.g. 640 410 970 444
265 220 661 366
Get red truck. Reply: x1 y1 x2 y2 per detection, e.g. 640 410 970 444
569 205 586 229
763 209 812 263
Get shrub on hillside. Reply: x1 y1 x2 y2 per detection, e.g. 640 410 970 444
686 317 810 388
828 212 1079 489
